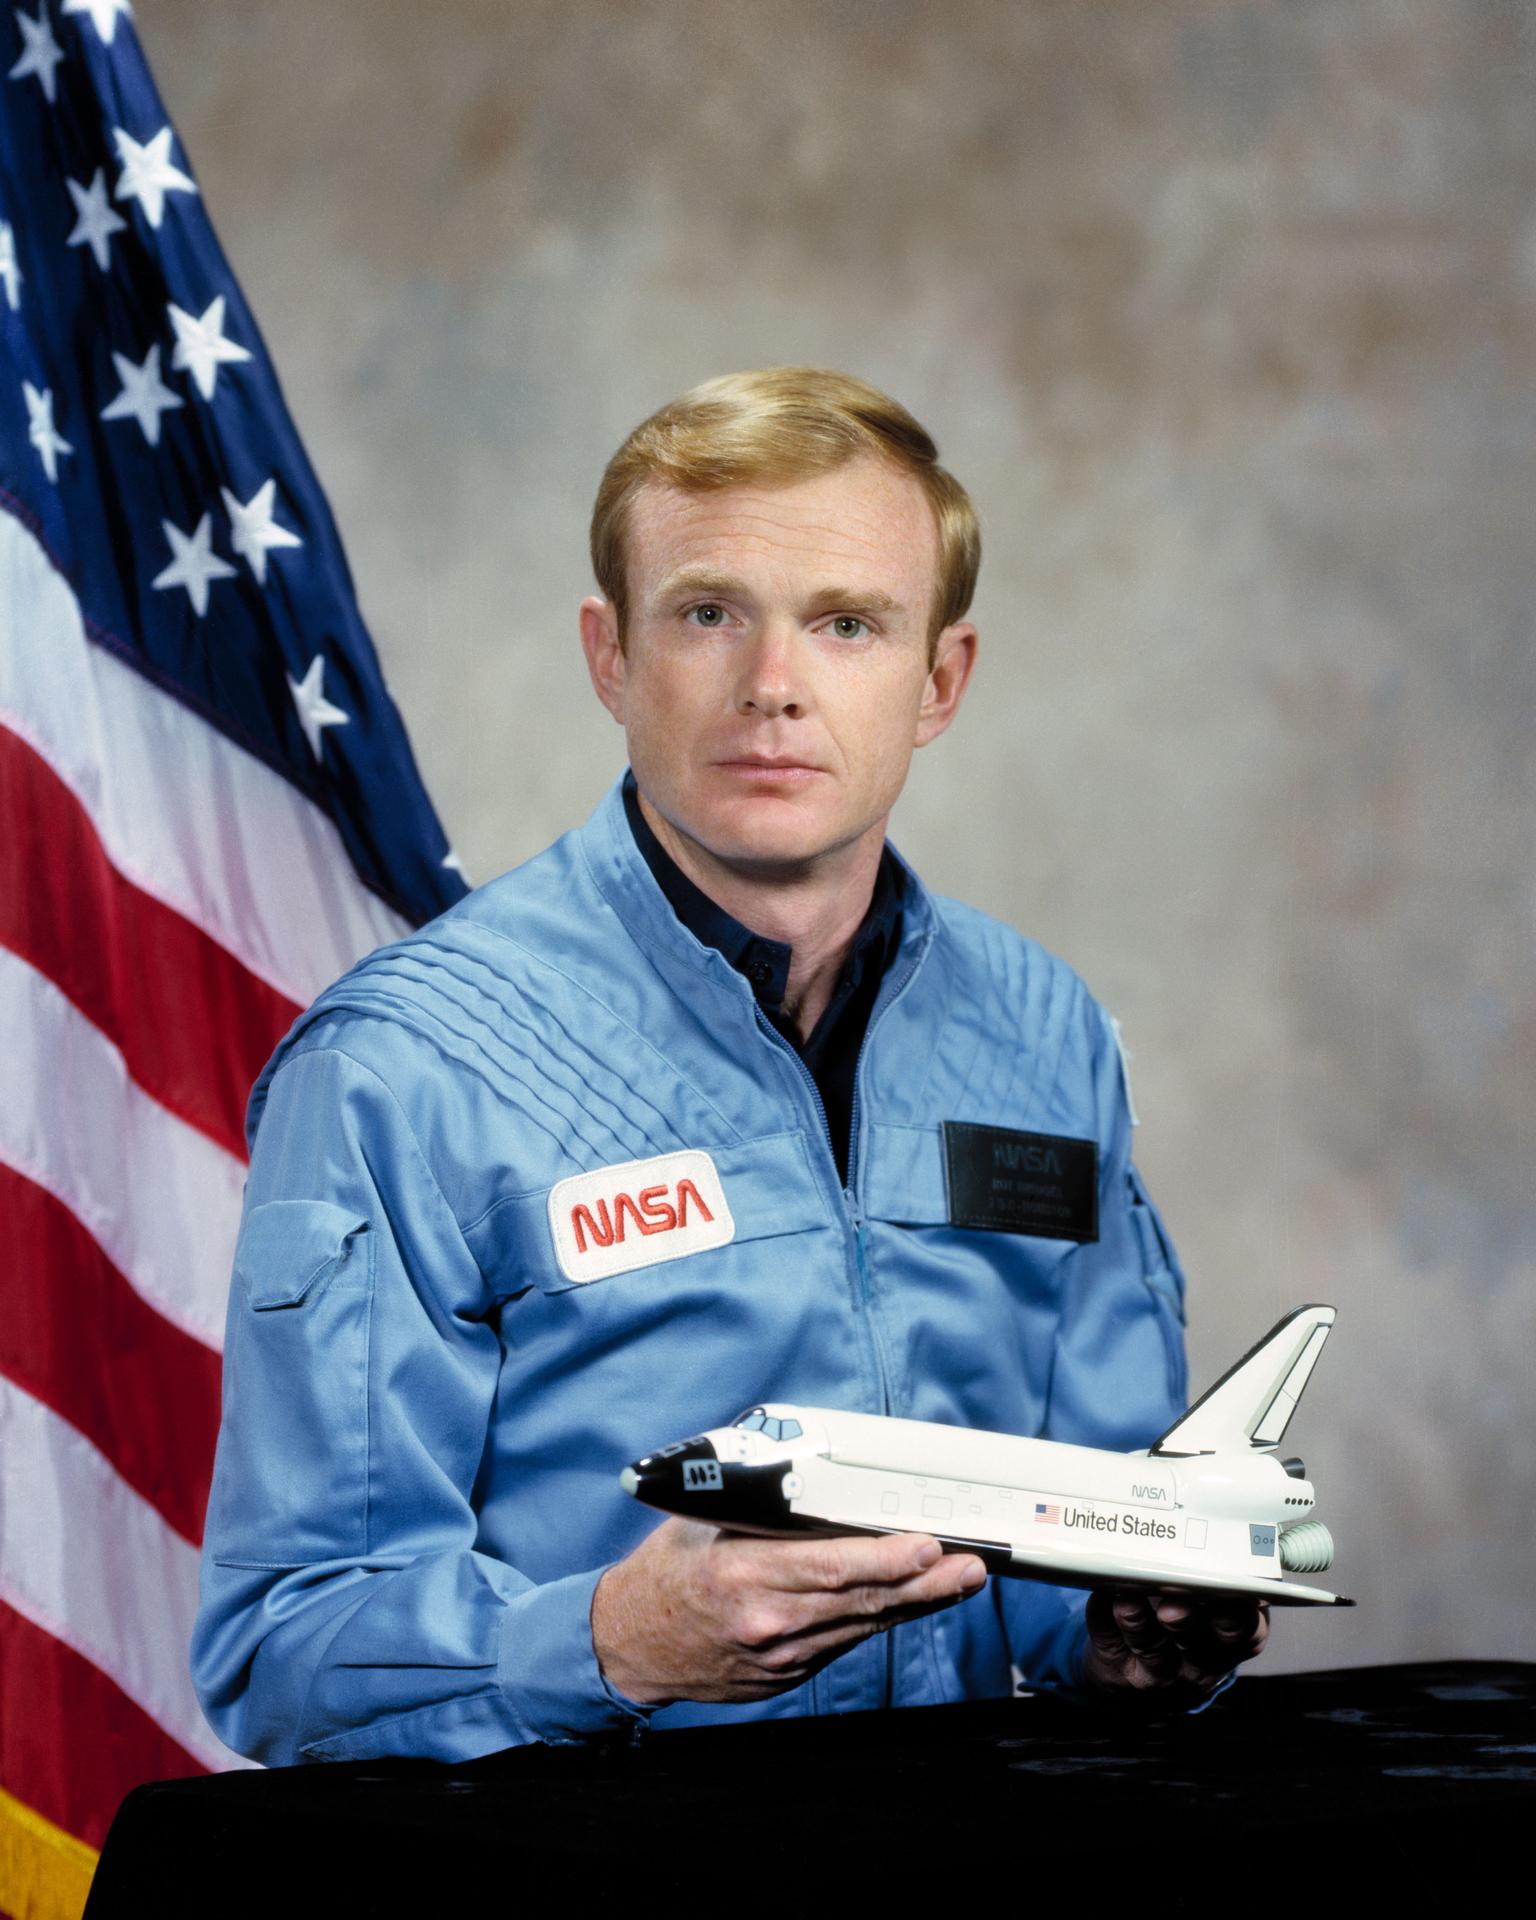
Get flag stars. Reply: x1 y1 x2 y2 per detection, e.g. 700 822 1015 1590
66 168 127 270
100 343 183 446
288 655 350 761
23 381 72 481
151 512 236 616
112 125 196 230
0 220 20 309
221 479 303 584
9 7 65 104
63 0 132 44
168 295 250 400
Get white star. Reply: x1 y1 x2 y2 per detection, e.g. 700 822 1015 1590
66 168 127 269
63 0 132 44
151 512 236 616
9 8 65 104
168 294 251 400
112 125 196 230
221 478 302 584
0 220 20 310
23 381 71 481
100 343 183 445
287 655 350 761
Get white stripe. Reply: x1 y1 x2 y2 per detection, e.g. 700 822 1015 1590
0 507 411 1007
0 948 241 1352
0 1376 256 1774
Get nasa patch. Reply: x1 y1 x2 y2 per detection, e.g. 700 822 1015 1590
548 1149 736 1283
941 1122 1099 1242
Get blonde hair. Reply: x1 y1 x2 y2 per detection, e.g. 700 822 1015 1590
590 367 980 653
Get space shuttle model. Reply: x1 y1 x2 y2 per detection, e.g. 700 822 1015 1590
623 1303 1353 1606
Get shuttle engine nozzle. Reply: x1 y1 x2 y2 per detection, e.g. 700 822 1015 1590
1278 1520 1334 1572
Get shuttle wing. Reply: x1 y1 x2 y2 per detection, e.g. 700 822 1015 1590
1003 1543 1351 1606
1149 1303 1335 1457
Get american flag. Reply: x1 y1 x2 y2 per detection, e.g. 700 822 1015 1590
1034 1503 1060 1524
0 5 465 1911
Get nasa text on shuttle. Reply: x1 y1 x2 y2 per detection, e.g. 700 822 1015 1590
191 369 1267 1765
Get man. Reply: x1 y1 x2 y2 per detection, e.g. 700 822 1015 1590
192 368 1266 1765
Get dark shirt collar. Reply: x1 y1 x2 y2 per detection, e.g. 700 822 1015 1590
620 769 904 1021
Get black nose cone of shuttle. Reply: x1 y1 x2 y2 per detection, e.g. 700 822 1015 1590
622 1436 799 1530
622 1437 724 1518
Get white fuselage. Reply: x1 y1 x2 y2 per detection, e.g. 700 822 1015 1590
709 1405 1320 1589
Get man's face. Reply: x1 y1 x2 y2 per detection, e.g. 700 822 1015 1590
580 454 976 878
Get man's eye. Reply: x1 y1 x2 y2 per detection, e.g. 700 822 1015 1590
686 604 728 628
828 615 869 640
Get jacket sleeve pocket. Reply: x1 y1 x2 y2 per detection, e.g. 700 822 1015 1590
207 1199 374 1567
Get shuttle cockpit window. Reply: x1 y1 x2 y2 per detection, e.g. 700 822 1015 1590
731 1409 802 1443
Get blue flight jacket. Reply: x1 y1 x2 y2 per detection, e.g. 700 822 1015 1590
192 770 1193 1765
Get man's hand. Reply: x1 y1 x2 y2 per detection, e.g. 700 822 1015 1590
591 1517 988 1707
1082 1587 1269 1703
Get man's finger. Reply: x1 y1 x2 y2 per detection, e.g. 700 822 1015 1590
799 1551 988 1631
1152 1591 1192 1630
748 1570 988 1674
1157 1595 1268 1684
1110 1590 1183 1682
1205 1597 1266 1642
1111 1592 1164 1651
1085 1586 1127 1647
1175 1594 1267 1657
1213 1598 1270 1662
762 1530 947 1595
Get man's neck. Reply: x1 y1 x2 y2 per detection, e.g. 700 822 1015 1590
635 789 887 1043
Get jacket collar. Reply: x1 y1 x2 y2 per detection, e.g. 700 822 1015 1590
578 767 935 1016
619 768 906 1017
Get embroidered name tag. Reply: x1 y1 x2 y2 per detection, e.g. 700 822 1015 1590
548 1149 736 1283
941 1122 1099 1242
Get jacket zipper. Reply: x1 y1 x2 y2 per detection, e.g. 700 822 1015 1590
751 935 930 1711
750 935 927 1408
751 994 896 1429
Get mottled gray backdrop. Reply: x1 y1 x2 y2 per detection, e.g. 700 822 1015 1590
139 0 1536 1674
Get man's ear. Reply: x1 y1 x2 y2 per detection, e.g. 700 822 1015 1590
579 595 627 724
915 621 978 749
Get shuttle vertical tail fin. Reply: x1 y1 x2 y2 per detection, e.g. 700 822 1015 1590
1149 1304 1335 1456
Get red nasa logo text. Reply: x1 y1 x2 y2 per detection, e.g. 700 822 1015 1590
570 1177 716 1254
549 1150 736 1282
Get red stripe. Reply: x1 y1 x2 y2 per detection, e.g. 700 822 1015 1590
0 1166 221 1547
0 721 300 1160
0 1598 205 1852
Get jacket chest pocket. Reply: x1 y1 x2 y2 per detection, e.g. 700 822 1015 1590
469 1132 835 1311
861 1121 1080 1288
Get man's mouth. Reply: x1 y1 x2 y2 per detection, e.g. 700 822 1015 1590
714 755 823 774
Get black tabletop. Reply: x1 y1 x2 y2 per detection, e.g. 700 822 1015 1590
85 1661 1535 1916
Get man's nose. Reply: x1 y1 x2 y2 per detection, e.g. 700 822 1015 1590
734 621 806 718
